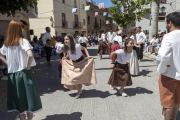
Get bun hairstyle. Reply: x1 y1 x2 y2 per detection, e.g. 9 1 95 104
124 38 133 53
63 34 76 55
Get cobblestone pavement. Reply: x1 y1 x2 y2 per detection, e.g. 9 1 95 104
0 45 180 120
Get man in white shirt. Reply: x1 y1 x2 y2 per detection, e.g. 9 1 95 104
42 27 51 45
156 12 180 120
42 27 52 66
136 26 146 61
107 27 116 54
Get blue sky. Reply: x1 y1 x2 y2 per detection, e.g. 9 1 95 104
94 0 113 7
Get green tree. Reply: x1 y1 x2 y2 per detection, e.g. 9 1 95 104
109 0 152 28
0 0 38 16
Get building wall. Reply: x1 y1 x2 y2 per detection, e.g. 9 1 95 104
53 0 87 36
176 0 180 11
87 2 108 34
30 0 87 38
0 7 37 39
29 0 54 39
136 0 176 32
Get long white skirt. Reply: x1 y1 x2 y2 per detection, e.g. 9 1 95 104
129 49 140 75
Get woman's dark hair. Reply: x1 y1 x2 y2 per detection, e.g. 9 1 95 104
166 12 180 27
124 38 133 53
63 34 76 56
80 33 84 37
153 34 157 38
99 30 104 38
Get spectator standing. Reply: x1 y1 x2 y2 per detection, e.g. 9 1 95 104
107 27 116 54
42 27 52 66
136 26 146 62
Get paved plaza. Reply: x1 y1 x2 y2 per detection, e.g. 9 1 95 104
0 45 180 120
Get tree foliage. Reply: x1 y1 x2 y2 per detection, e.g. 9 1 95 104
0 0 38 16
109 0 152 27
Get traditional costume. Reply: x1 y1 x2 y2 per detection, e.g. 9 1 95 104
56 43 97 90
78 36 88 57
129 35 140 75
157 30 180 109
0 39 42 114
97 33 108 58
111 35 123 60
107 32 116 53
108 49 132 87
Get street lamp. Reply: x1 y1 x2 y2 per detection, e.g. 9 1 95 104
160 6 166 13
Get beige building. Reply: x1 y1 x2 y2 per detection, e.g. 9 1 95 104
29 0 87 38
0 7 37 40
86 1 119 34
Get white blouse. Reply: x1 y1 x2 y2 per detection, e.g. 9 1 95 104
107 32 116 43
115 49 131 64
0 39 36 73
150 38 159 43
157 30 180 80
98 34 106 41
67 44 82 61
78 37 88 43
113 36 123 48
55 43 64 54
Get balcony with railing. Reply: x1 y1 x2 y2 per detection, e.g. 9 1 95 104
74 22 82 28
62 21 68 28
21 6 38 18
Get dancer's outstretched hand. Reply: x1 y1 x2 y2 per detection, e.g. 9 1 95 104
110 64 115 68
87 56 94 59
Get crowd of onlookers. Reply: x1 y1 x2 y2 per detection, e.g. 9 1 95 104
143 29 166 56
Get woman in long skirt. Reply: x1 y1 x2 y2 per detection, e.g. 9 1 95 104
78 33 88 57
98 30 108 60
111 30 123 60
109 30 123 89
0 20 42 120
108 38 134 97
129 28 140 75
51 35 97 99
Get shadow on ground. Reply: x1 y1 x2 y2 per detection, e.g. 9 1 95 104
42 112 82 120
139 65 157 67
69 89 111 99
114 87 153 97
142 59 154 62
137 69 153 77
88 49 98 56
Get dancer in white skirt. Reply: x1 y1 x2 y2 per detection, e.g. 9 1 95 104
50 35 97 99
129 28 140 75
